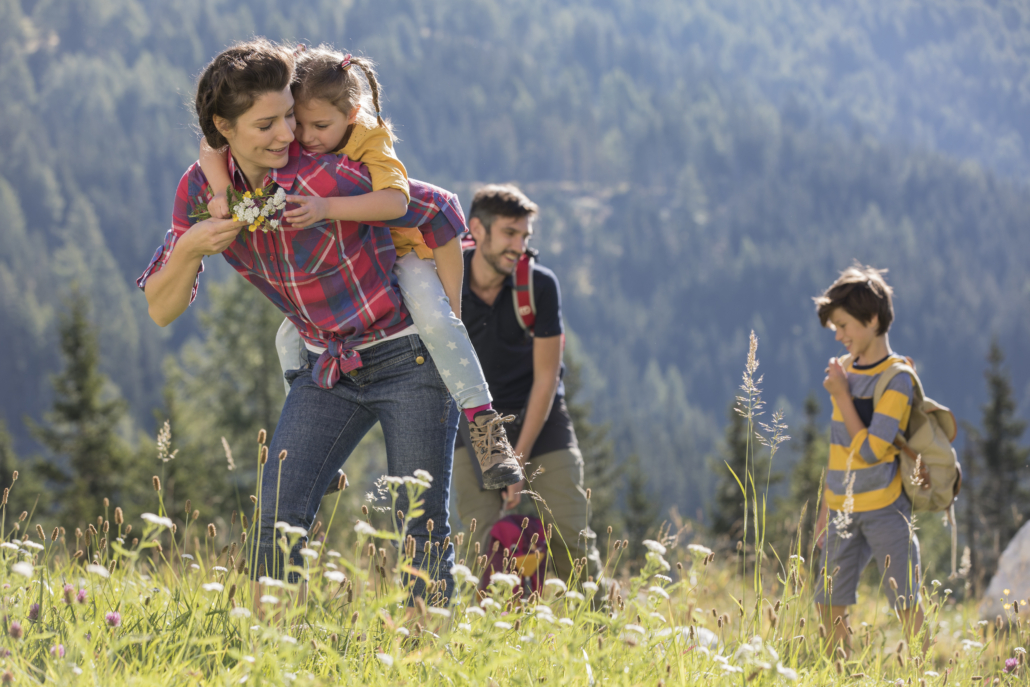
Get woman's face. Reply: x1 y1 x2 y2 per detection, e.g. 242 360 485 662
215 85 296 177
294 98 357 154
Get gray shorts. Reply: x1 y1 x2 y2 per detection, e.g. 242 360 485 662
814 492 921 609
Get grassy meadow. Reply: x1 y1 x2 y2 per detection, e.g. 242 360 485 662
0 337 1025 686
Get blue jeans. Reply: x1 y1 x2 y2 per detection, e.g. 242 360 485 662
254 335 458 601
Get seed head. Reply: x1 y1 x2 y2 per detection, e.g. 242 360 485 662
208 524 217 538
884 554 891 569
888 577 898 590
521 517 529 530
103 521 109 533
192 510 199 521
607 525 612 534
103 497 110 508
114 507 123 525
51 527 59 541
362 505 368 515
257 428 267 445
185 500 192 514
470 518 477 534
125 524 132 534
88 524 97 536
259 446 268 465
11 471 17 482
228 584 236 601
835 659 843 675
586 488 591 500
35 524 44 539
152 476 161 492
17 511 26 522
278 449 287 461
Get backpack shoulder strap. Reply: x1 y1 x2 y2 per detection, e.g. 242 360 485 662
872 357 924 409
512 252 536 334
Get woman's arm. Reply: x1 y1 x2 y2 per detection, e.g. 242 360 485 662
144 217 244 326
198 139 234 219
431 236 464 319
282 189 408 228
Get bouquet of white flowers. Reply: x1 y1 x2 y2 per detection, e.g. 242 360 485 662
190 183 288 233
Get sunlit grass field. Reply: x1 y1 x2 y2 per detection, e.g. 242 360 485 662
1 335 1025 686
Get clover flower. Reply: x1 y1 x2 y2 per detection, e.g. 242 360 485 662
105 611 121 627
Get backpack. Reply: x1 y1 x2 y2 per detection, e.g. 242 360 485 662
477 514 549 596
843 353 963 574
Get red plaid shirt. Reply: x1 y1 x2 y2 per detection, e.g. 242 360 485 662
137 141 465 388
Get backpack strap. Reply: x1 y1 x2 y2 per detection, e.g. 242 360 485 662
512 252 536 334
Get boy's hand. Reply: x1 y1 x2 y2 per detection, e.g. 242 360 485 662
207 194 230 220
823 357 850 398
283 195 328 229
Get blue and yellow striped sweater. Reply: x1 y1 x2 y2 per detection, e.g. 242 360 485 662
825 353 913 513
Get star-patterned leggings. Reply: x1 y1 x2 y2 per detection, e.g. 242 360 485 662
274 251 493 410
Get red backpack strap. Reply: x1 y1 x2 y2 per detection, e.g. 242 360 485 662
512 252 536 333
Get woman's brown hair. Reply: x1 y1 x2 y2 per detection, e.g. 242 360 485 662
293 45 391 149
195 38 295 149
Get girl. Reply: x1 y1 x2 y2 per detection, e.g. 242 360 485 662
199 45 521 490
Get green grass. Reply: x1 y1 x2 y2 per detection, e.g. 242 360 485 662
1 334 1026 685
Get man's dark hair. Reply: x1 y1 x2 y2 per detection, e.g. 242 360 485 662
814 263 894 335
469 184 538 232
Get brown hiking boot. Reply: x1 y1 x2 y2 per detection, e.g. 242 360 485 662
469 410 523 490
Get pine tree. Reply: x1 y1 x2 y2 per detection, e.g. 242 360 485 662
973 341 1030 583
779 393 828 555
0 419 47 517
623 454 659 568
27 291 132 528
564 355 621 536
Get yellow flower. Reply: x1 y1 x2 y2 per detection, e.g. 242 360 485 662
248 224 257 232
255 188 264 197
232 214 239 222
243 191 252 199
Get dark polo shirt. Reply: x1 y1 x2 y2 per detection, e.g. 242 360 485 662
457 248 576 458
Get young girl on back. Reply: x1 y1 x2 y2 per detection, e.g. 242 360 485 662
199 45 521 490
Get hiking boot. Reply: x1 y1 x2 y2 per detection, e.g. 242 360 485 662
469 410 523 490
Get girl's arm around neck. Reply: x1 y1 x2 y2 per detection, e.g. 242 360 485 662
198 139 234 219
283 189 408 228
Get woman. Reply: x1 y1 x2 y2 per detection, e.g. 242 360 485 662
138 39 460 600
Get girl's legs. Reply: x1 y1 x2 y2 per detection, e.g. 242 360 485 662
393 251 491 411
393 252 522 491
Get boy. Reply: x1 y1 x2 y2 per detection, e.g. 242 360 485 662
813 265 924 656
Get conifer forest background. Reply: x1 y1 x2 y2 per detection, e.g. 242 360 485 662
0 0 1028 592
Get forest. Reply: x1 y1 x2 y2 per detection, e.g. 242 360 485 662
0 0 1028 588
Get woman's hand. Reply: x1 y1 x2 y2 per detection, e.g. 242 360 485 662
184 217 247 257
823 357 850 399
283 195 328 229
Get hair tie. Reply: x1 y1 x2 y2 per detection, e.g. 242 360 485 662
340 54 352 70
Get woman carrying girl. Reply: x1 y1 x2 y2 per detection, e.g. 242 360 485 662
138 39 509 599
199 45 522 492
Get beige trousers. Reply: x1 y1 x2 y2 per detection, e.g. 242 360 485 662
452 445 602 584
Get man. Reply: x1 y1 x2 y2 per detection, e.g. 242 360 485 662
453 184 602 584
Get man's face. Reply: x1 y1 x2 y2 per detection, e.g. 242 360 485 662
474 215 533 276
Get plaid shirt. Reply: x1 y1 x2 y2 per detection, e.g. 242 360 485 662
137 141 464 388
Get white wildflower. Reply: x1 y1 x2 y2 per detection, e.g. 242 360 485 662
402 476 431 489
22 541 43 551
230 607 251 619
565 591 585 601
141 513 174 529
625 624 646 635
0 542 19 550
466 606 486 617
327 550 341 558
324 571 345 583
354 521 378 537
490 573 520 588
413 469 433 483
648 585 670 600
650 612 667 623
377 653 394 667
260 595 280 605
494 621 513 630
181 554 194 561
86 564 110 578
11 561 33 578
213 566 228 573
395 627 409 636
479 598 499 610
544 578 567 592
427 607 451 617
458 623 472 631
449 564 472 579
202 582 224 592
558 618 574 627
259 577 286 588
583 581 599 593
642 540 667 555
687 544 712 556
299 548 318 559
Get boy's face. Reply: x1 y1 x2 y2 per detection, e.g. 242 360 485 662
294 98 357 154
828 307 881 360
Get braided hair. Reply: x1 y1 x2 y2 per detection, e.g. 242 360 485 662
293 45 392 148
195 38 295 149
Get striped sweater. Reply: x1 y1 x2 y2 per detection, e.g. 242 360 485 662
825 353 913 513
